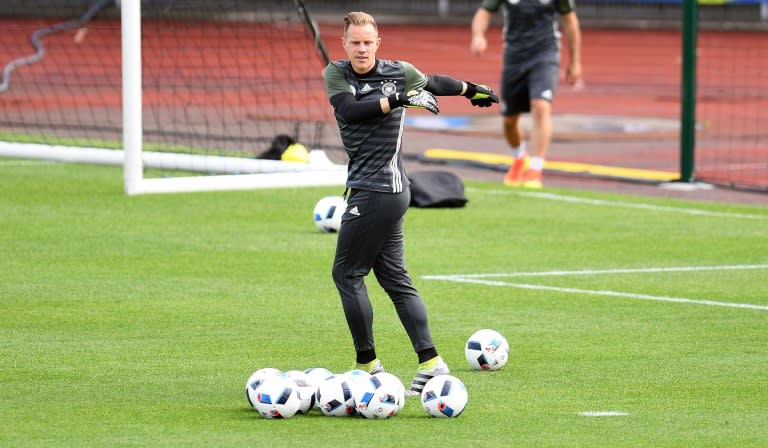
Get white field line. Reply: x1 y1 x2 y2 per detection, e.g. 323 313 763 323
467 188 767 220
422 264 768 311
424 264 768 279
0 159 57 166
579 411 629 417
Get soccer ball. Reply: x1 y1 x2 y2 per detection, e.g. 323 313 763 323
465 329 509 371
303 367 335 388
251 375 301 419
283 370 315 414
342 368 371 383
349 372 405 418
295 386 316 414
303 367 335 410
313 195 346 233
421 374 468 418
372 372 406 413
245 367 282 408
315 375 356 417
284 370 309 387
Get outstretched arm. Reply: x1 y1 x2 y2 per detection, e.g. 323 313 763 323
425 75 499 108
425 75 464 96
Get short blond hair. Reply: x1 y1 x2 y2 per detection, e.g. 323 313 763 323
343 11 377 36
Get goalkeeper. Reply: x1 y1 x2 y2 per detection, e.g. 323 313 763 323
323 11 498 397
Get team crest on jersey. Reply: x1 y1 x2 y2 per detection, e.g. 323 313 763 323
381 81 397 96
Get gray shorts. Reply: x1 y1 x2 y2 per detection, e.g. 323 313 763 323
500 58 560 116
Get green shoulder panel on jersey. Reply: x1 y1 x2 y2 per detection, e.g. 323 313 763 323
401 61 429 91
323 62 353 99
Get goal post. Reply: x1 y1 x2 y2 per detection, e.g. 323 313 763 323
0 0 346 195
121 0 141 195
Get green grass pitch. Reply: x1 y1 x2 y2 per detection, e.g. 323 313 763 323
1 159 767 447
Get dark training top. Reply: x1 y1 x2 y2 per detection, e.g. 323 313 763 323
323 59 428 193
482 0 575 64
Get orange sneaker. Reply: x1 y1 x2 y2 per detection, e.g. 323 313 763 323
521 168 543 189
503 156 529 187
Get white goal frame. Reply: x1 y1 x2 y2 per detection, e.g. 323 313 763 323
119 0 345 195
0 0 345 194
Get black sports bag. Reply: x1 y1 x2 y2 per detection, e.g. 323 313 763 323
408 171 468 208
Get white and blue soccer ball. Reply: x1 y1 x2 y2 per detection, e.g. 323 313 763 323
372 372 406 413
465 328 510 371
303 367 335 409
245 367 282 408
284 370 309 387
315 375 356 417
303 367 335 388
342 368 371 384
421 374 468 418
350 372 405 418
251 374 301 419
295 385 316 414
283 370 315 414
313 195 346 233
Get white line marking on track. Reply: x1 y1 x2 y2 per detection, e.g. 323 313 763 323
467 188 767 220
579 411 629 417
422 264 768 311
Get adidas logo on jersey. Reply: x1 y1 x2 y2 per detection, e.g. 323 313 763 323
360 83 373 93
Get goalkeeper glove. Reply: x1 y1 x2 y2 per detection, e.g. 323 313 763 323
463 82 498 107
388 89 439 115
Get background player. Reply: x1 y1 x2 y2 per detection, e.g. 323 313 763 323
471 0 582 189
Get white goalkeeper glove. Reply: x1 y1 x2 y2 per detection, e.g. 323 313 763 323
388 89 439 115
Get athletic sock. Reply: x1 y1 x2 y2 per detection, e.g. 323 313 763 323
417 347 438 364
511 144 527 159
356 349 376 365
529 156 545 171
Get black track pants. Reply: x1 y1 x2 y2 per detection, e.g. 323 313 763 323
332 188 435 355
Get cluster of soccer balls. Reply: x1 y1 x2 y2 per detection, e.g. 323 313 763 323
245 367 404 419
245 328 508 419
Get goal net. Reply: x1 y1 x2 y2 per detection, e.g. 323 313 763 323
0 0 345 194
